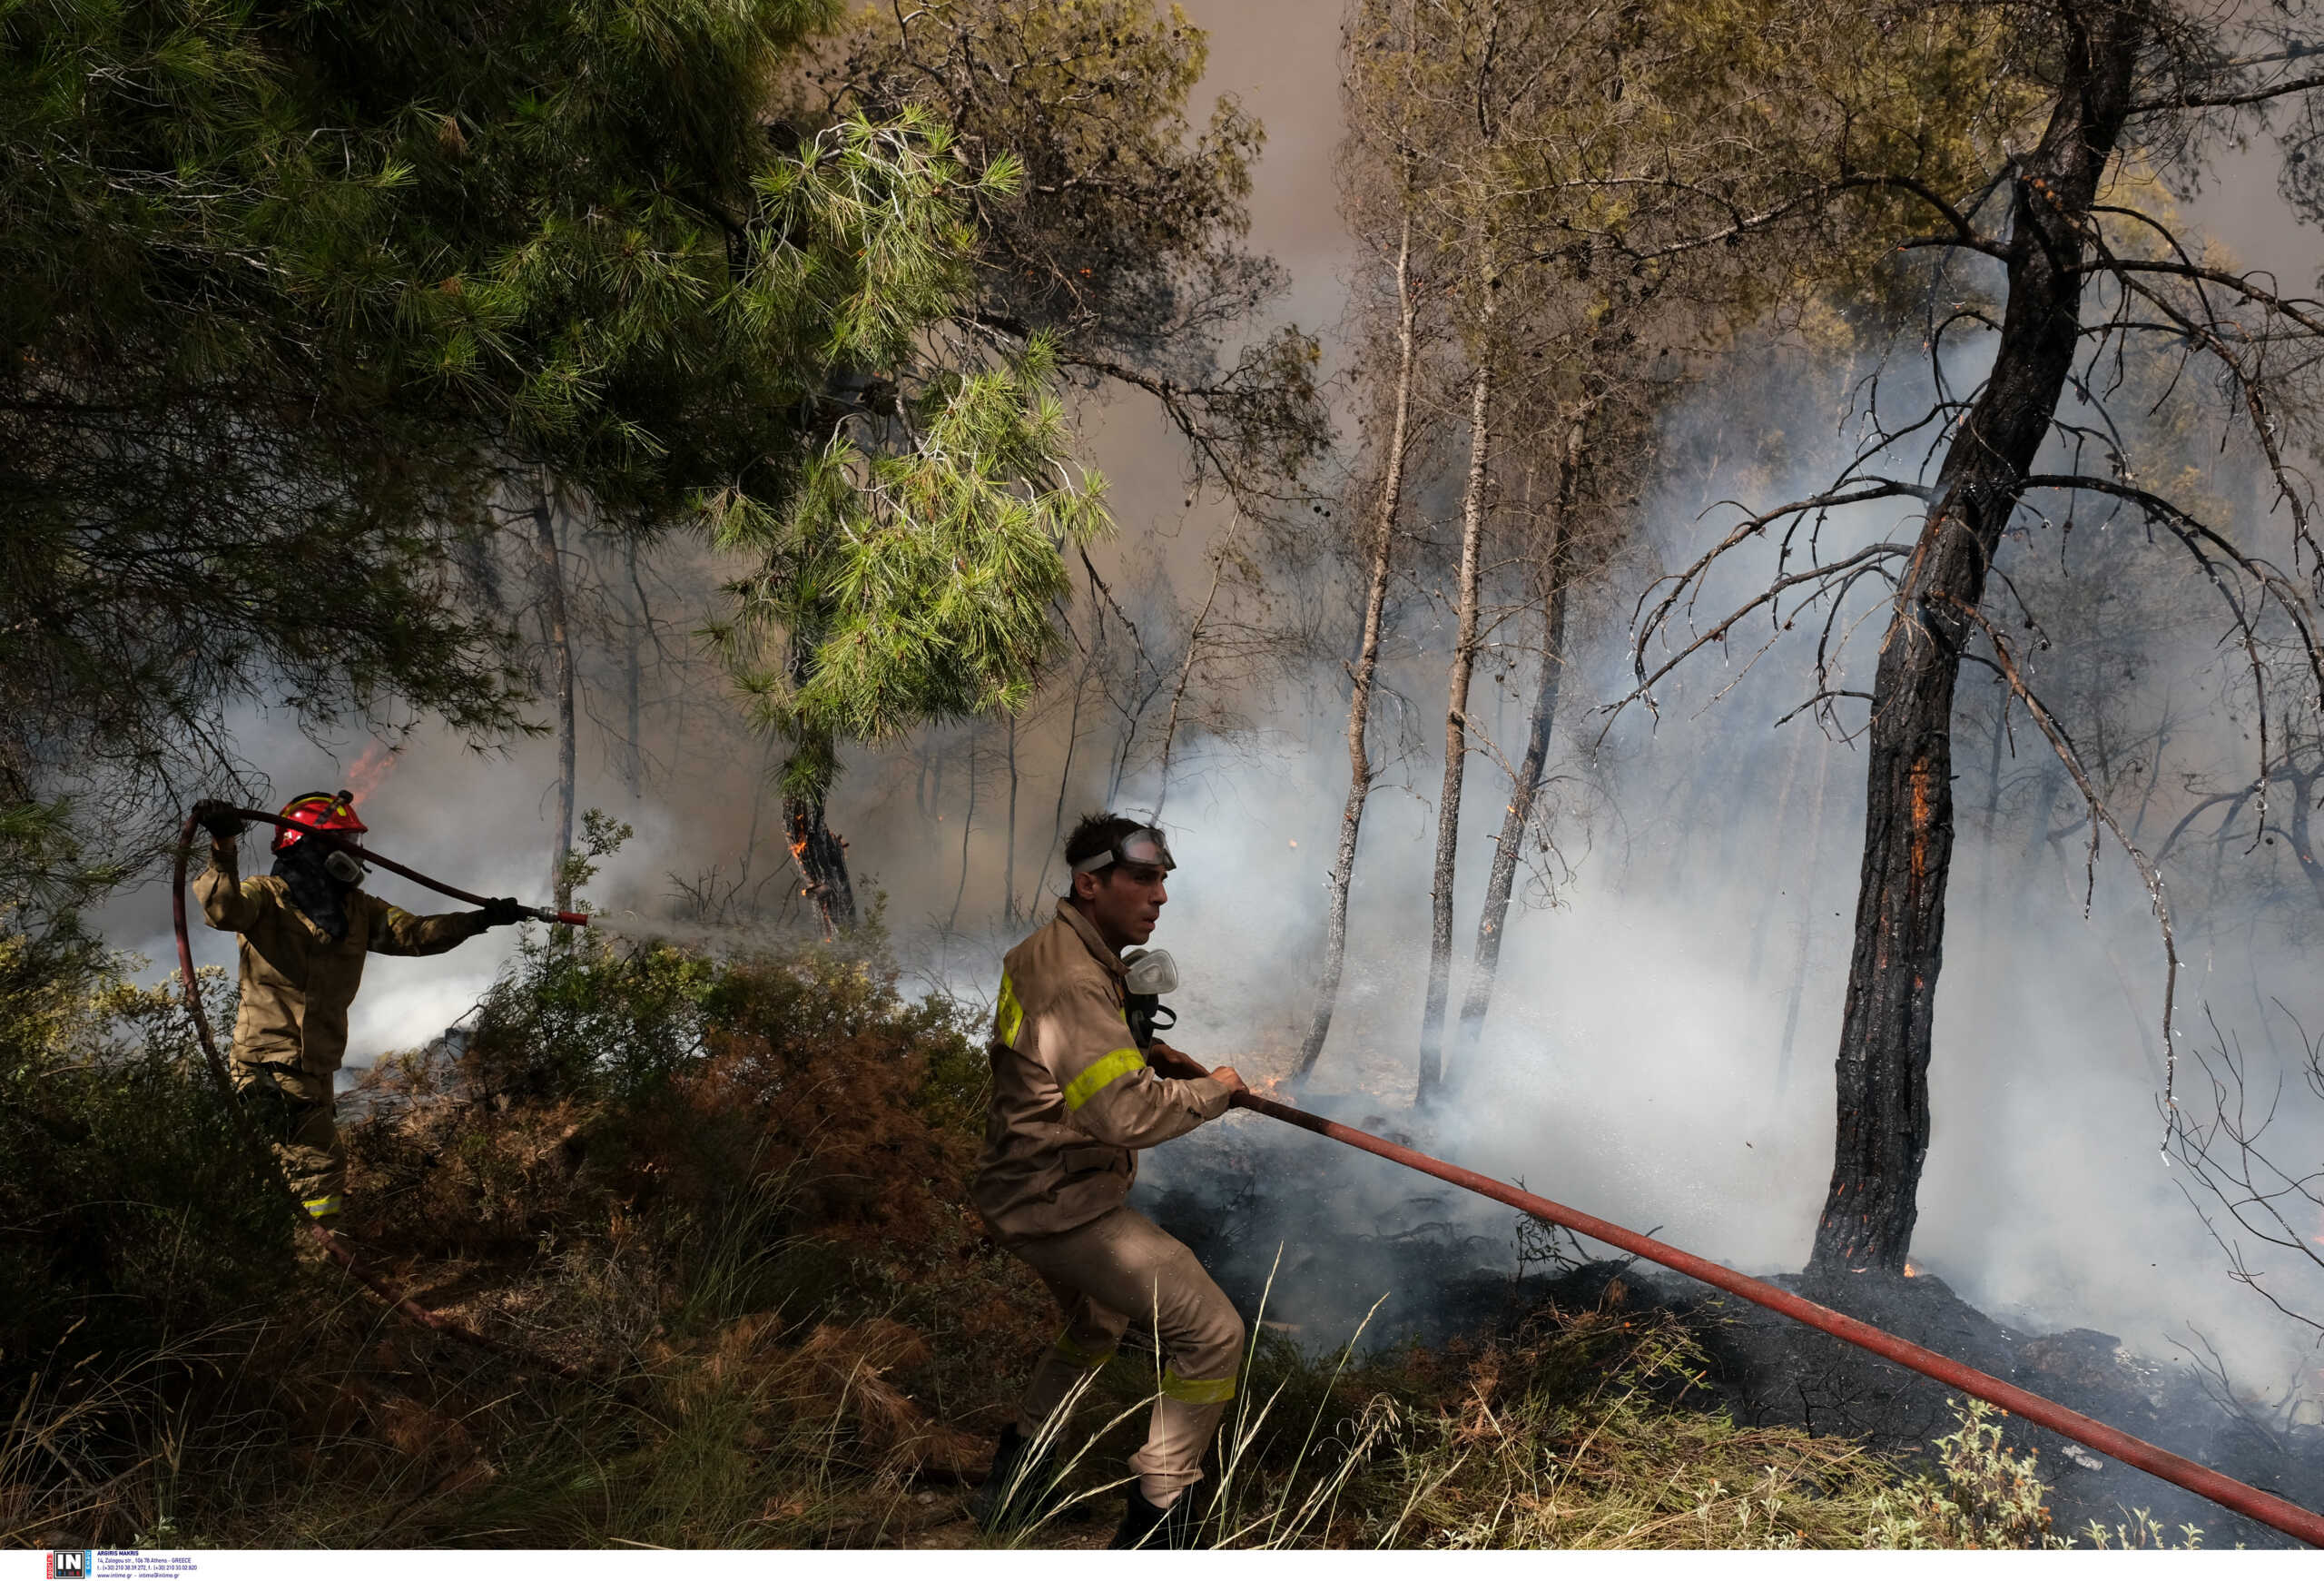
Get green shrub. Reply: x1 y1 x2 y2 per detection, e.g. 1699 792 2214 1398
463 932 716 1104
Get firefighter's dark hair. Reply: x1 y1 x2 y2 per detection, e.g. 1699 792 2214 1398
1064 812 1149 878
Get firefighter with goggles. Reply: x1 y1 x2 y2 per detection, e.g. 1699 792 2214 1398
968 813 1250 1548
191 793 527 1226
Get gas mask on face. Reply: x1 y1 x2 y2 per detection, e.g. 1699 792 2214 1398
1121 948 1178 1050
322 848 367 887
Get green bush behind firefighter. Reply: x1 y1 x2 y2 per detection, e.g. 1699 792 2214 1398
192 792 526 1224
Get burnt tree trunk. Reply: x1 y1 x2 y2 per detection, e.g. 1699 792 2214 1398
784 792 856 936
1417 265 1497 1104
783 638 858 936
1454 419 1582 1066
1808 8 2142 1278
1299 212 1418 1079
530 473 577 911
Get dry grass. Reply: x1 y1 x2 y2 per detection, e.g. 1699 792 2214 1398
1 926 2099 1550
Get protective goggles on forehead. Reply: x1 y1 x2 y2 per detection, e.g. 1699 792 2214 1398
1070 825 1177 876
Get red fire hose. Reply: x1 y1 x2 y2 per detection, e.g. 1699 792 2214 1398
1144 1042 2324 1546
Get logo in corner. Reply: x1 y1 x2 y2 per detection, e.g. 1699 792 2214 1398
46 1556 91 1581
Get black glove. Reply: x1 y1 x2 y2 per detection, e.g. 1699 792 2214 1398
192 799 246 841
478 896 529 928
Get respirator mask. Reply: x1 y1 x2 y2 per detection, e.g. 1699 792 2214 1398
322 848 368 887
1121 947 1178 1049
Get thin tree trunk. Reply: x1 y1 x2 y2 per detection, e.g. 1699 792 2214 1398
734 741 772 914
1809 12 2142 1279
530 472 577 910
950 726 979 933
1454 420 1581 1066
1298 212 1419 1080
1155 518 1236 820
1417 284 1496 1104
931 731 946 870
1003 715 1020 924
1032 651 1093 905
1774 730 1832 1098
622 537 644 803
1978 676 2007 909
1748 713 1810 986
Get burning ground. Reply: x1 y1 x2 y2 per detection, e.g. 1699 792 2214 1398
3 922 2304 1549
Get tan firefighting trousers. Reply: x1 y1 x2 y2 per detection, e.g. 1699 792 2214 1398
1008 1205 1245 1505
231 1059 345 1219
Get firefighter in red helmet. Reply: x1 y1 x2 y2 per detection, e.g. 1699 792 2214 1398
191 792 526 1223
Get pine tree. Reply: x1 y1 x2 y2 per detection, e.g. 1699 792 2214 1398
0 1 1038 907
711 339 1107 932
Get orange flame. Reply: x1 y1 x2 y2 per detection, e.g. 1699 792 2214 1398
1903 1261 1922 1278
343 741 399 807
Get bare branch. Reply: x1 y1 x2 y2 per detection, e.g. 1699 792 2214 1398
2129 71 2324 114
1935 592 2181 1131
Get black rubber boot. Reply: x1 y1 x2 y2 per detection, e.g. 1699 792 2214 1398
968 1424 1053 1533
1109 1484 1200 1549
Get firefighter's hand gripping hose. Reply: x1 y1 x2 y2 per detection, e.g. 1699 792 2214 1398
1144 1041 2324 1547
172 805 587 1374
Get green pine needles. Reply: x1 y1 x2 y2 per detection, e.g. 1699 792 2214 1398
713 334 1107 801
0 0 1106 895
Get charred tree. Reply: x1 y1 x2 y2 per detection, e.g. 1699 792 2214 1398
1299 212 1418 1079
1807 12 2143 1278
782 637 858 936
786 794 856 936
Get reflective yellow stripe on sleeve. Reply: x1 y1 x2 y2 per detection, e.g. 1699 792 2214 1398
995 973 1025 1049
1159 1369 1236 1405
1061 1047 1147 1112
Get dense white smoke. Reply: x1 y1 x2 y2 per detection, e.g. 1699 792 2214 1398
92 0 2324 1421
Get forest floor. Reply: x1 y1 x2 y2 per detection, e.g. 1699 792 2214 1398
5 929 2309 1549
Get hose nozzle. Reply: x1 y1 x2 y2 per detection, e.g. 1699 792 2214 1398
530 906 590 926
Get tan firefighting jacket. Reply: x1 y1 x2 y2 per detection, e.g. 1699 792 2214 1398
196 841 486 1077
971 898 1231 1240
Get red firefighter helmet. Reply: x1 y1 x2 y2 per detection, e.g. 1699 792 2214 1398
271 790 369 855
